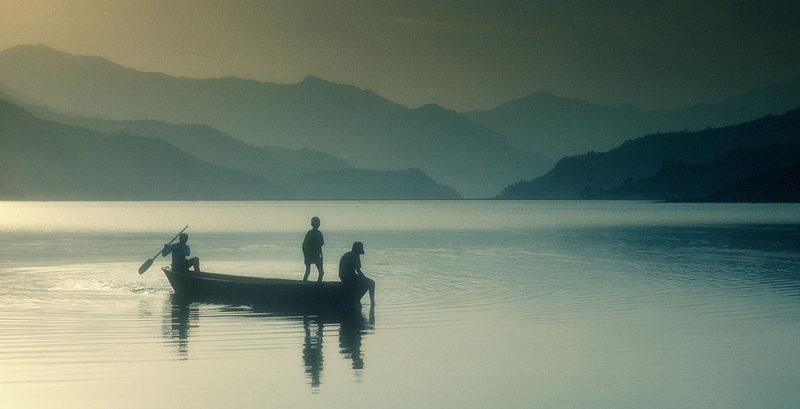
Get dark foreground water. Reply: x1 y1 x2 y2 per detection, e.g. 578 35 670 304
1 201 799 408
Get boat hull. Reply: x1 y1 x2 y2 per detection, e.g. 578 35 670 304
162 267 367 309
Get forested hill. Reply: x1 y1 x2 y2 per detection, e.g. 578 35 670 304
498 108 800 201
700 163 800 203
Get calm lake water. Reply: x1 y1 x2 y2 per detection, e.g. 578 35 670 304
1 201 799 409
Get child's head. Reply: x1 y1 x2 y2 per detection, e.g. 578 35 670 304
311 216 321 228
352 241 364 255
179 233 188 243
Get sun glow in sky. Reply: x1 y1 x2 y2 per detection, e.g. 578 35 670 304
1 0 799 111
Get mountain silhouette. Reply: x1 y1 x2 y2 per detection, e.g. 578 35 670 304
498 108 800 200
37 115 354 180
0 99 289 200
700 163 800 203
20 102 459 199
601 145 800 200
1 95 459 200
466 79 800 159
0 45 548 197
292 168 460 200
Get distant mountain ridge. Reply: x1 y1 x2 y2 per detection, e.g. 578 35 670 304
0 99 459 200
466 78 800 158
4 44 800 198
36 114 355 179
499 108 800 200
292 168 460 200
0 44 548 197
0 99 287 200
20 102 459 199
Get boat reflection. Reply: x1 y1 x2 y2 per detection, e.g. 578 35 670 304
164 294 375 387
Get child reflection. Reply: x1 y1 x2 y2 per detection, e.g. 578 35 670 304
303 307 375 387
339 307 375 371
303 316 324 388
163 297 375 386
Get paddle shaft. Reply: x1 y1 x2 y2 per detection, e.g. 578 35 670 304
153 225 190 260
139 225 189 274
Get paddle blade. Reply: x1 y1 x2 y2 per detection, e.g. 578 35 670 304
138 258 153 275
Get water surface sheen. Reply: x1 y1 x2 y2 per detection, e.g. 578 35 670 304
1 201 799 408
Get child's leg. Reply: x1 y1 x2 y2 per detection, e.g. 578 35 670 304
315 260 325 282
365 276 375 304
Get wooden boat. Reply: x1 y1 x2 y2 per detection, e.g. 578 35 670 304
162 266 368 309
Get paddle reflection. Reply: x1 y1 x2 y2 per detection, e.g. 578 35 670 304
164 295 374 387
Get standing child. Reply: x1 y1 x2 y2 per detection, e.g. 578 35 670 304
302 217 325 282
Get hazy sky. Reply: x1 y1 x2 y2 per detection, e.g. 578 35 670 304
1 0 799 111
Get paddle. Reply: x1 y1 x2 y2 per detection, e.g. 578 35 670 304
138 225 189 275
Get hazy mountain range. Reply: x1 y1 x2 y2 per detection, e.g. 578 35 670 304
0 45 547 198
0 98 459 200
466 78 800 158
499 108 800 201
1 44 799 200
0 99 286 200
